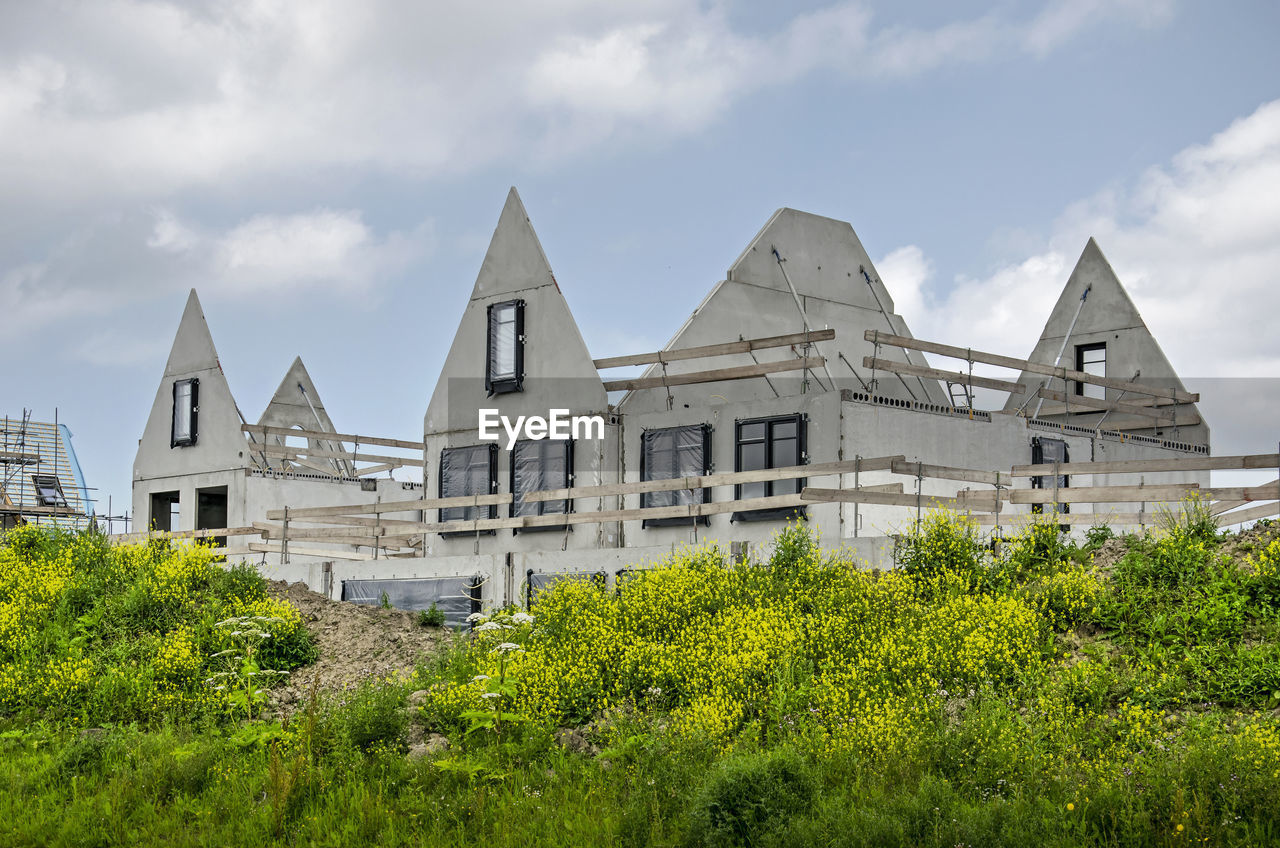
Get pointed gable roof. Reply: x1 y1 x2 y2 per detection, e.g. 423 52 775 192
259 356 339 433
471 187 559 299
133 289 252 480
257 357 349 476
618 205 951 413
424 188 607 435
1002 240 1207 442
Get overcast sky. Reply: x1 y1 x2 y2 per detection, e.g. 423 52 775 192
3 0 1278 523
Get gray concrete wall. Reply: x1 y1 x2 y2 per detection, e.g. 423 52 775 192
1002 239 1208 447
132 290 256 524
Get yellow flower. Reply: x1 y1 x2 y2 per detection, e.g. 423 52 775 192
1067 802 1075 811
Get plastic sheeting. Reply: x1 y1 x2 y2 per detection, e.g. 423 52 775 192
1031 437 1070 516
342 575 483 627
512 439 570 517
526 570 606 609
440 444 496 522
641 424 707 509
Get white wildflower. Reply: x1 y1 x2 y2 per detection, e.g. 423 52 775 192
465 612 487 623
475 621 503 632
511 612 534 625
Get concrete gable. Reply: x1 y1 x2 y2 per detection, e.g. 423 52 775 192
259 357 339 433
424 189 607 436
618 207 950 414
133 290 250 482
257 357 348 475
727 207 899 311
1002 240 1206 442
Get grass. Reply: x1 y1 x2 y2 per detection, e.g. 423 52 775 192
2 513 1279 846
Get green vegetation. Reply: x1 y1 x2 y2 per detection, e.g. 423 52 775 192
2 514 1280 846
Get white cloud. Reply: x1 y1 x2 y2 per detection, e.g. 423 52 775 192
0 0 1174 211
880 97 1280 385
0 206 433 340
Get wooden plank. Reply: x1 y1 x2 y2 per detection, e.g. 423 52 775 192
0 450 40 464
242 424 424 451
247 542 375 562
1012 454 1280 477
0 504 86 517
112 526 260 544
801 487 1000 512
972 512 1148 527
594 329 835 369
890 460 1003 487
1009 485 1201 504
1214 501 1280 525
862 356 1025 394
266 455 907 518
259 445 424 468
355 463 397 477
603 357 826 392
1034 387 1174 421
863 329 1199 403
522 455 905 503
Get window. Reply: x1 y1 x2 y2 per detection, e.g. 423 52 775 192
640 424 712 528
486 300 525 395
150 491 180 532
438 444 498 532
197 485 228 547
32 474 67 508
733 414 806 522
1075 343 1106 399
1030 437 1070 518
510 438 573 532
171 378 199 447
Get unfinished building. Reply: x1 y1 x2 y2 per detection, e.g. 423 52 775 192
2 412 96 531
130 189 1265 621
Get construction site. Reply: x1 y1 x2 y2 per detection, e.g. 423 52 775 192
1 411 98 533
110 189 1276 624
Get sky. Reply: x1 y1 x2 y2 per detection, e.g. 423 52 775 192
2 0 1279 524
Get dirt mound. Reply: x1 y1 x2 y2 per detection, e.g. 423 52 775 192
265 581 450 713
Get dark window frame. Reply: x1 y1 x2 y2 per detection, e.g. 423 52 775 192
640 423 713 528
438 443 499 536
1030 436 1071 518
32 474 67 508
485 299 525 395
1074 342 1107 398
509 438 574 533
732 413 807 523
171 377 199 447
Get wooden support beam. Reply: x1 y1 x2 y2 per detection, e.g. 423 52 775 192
890 460 1002 487
259 445 423 468
266 455 907 519
801 487 1000 512
1009 485 1200 505
247 542 376 562
1033 387 1174 422
355 463 397 477
242 424 424 451
1214 501 1280 525
1012 454 1280 477
521 455 905 503
594 329 836 369
112 526 260 544
863 329 1199 403
603 357 826 392
971 512 1148 527
862 356 1025 394
0 504 86 517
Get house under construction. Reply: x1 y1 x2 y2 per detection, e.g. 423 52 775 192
129 189 1272 622
2 412 96 531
